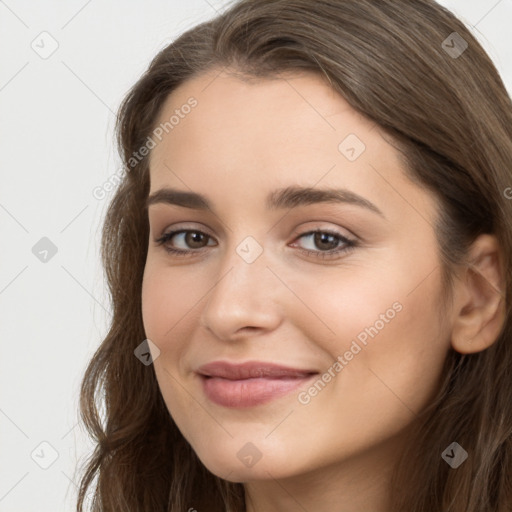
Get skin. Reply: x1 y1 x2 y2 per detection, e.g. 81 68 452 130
141 68 505 512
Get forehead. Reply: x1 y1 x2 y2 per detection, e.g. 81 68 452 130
146 68 437 226
150 68 378 162
152 70 380 171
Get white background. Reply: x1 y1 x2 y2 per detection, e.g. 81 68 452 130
0 1 511 510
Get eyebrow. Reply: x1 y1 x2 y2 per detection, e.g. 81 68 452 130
145 186 385 218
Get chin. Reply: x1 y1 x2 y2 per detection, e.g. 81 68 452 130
190 437 309 483
199 455 290 482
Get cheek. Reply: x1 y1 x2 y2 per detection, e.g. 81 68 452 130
141 263 202 348
140 263 201 411
141 267 172 340
290 260 449 412
372 274 450 409
375 280 449 402
283 267 450 468
141 265 201 439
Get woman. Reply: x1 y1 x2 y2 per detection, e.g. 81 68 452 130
76 0 512 510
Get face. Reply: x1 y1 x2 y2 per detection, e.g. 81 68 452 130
141 68 452 483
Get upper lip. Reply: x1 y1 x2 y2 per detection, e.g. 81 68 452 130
197 361 319 380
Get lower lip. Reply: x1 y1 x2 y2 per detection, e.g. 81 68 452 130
200 374 317 408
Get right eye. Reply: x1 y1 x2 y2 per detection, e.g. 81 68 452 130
155 229 217 256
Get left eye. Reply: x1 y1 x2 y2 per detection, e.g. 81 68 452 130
294 230 353 252
155 228 357 259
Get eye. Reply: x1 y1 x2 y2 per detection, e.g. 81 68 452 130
155 228 357 260
155 229 215 257
291 229 357 259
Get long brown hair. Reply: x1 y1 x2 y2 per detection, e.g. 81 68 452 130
75 0 512 510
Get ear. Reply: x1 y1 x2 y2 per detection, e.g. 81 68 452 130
451 234 506 354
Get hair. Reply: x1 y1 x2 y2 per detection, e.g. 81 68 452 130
75 0 512 510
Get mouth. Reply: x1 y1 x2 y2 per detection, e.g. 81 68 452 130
197 361 319 408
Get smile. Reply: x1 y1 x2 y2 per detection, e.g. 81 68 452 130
197 361 319 408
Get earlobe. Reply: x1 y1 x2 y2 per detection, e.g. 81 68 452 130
451 234 506 355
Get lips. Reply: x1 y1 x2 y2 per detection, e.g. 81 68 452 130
197 361 318 408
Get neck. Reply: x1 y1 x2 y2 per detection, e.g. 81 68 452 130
243 428 408 512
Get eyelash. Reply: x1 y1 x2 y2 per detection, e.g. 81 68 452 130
155 228 357 260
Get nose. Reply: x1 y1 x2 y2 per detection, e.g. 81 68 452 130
198 238 283 341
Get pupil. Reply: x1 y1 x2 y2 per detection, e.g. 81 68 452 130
188 232 204 247
315 232 336 250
